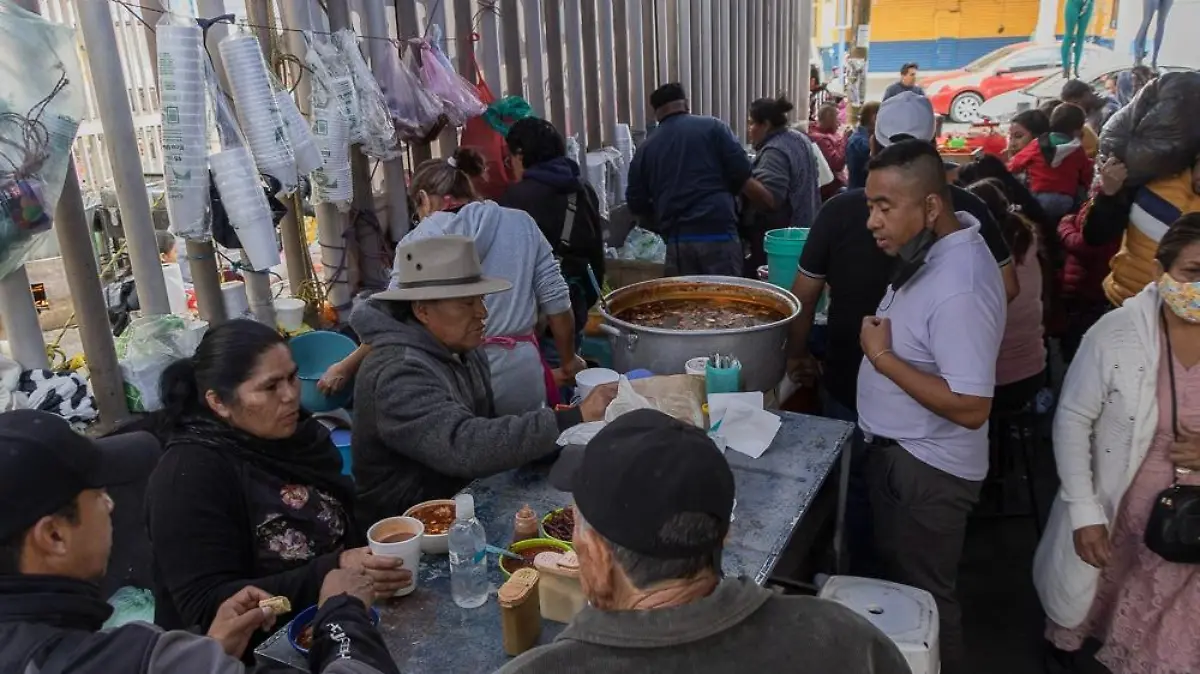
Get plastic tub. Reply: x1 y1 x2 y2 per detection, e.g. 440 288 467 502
288 331 358 412
764 227 809 289
274 297 306 332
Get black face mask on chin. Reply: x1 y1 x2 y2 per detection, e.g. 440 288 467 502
890 226 938 291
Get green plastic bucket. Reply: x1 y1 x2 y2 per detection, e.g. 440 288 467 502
764 227 809 289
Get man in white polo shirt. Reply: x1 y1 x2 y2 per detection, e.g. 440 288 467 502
857 140 1006 674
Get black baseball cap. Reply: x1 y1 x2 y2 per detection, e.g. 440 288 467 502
0 410 160 539
550 409 734 559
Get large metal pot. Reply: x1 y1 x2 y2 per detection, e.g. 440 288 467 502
598 276 800 392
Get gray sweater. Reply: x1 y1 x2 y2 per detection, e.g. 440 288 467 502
349 301 581 524
496 578 910 674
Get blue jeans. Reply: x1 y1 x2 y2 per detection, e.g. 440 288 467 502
821 389 877 576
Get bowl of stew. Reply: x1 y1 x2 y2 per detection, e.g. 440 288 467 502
540 506 575 546
501 538 572 579
288 604 381 654
403 499 456 554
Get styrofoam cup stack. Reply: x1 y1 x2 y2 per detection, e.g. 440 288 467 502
276 91 323 175
218 34 297 192
158 24 209 239
209 147 281 271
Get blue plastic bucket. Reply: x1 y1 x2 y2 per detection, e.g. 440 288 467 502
764 227 809 289
288 331 358 412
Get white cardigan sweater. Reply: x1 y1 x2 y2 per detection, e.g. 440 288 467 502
1033 284 1163 628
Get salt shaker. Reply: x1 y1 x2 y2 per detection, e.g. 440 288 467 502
498 567 542 656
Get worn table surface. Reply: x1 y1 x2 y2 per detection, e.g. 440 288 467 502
256 411 851 672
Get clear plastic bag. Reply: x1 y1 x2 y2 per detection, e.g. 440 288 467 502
0 0 85 278
331 29 398 160
116 315 207 412
618 226 666 263
416 25 486 127
377 44 444 142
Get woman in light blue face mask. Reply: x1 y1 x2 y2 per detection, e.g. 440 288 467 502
1037 213 1200 674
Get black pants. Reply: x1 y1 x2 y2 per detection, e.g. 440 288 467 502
868 442 982 674
665 239 744 277
993 371 1044 416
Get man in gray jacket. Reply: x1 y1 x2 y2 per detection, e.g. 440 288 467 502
0 410 398 674
498 410 910 674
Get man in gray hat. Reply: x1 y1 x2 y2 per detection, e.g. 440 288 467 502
350 235 616 524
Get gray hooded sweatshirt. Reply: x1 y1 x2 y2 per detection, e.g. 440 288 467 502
394 201 572 415
349 300 581 524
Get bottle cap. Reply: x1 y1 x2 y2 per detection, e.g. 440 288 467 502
455 493 475 520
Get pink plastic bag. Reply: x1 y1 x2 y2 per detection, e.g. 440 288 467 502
377 44 444 142
415 26 485 127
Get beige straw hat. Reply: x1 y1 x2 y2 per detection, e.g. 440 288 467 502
372 235 512 301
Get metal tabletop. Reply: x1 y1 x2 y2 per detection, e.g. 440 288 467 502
255 411 852 672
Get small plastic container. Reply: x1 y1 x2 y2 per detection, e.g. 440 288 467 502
705 360 742 395
498 568 542 656
534 550 587 624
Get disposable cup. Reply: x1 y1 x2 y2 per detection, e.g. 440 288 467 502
367 516 424 597
575 367 619 400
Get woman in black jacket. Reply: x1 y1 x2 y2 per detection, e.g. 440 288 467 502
144 320 410 651
499 118 605 348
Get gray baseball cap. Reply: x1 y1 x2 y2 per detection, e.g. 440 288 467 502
875 92 937 148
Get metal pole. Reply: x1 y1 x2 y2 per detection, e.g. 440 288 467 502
500 0 522 97
363 0 413 244
612 0 631 125
627 0 647 132
544 0 567 134
848 0 872 124
247 0 307 299
597 0 618 146
765 0 776 94
394 0 431 165
716 0 728 123
563 0 588 153
478 0 504 93
196 0 276 324
57 162 129 424
698 0 712 116
428 0 457 158
676 0 691 98
581 0 602 150
654 0 669 83
75 0 170 316
522 0 547 117
732 0 745 139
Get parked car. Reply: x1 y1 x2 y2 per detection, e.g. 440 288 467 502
977 63 1195 123
921 41 1110 122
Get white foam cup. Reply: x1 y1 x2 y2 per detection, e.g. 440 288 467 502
367 516 424 597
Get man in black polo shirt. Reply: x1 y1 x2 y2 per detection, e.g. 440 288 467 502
785 92 1017 574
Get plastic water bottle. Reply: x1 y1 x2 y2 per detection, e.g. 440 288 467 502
448 493 489 608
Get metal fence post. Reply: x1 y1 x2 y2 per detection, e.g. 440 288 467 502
75 0 171 316
627 0 647 132
563 0 588 152
521 0 547 117
597 0 618 146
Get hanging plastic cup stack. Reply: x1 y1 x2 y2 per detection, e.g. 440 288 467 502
218 34 297 193
208 146 280 271
310 97 353 207
276 90 323 175
158 22 210 239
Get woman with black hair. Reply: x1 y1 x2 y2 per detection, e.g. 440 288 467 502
1006 109 1050 161
742 94 821 276
958 154 1058 263
966 179 1047 413
145 320 410 651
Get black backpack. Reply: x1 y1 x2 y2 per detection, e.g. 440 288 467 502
555 188 606 309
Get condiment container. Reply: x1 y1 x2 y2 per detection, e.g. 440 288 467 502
533 550 587 624
498 567 542 656
513 504 538 543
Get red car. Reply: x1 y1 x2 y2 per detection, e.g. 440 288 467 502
921 41 1109 122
